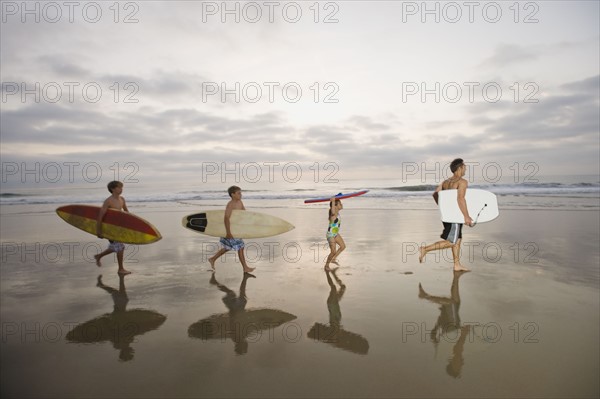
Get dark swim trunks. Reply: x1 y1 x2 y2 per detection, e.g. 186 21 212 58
441 222 462 244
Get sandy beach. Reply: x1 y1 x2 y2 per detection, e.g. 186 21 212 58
1 202 599 398
3 0 599 396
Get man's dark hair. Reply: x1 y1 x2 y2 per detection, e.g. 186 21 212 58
107 181 123 193
450 158 464 173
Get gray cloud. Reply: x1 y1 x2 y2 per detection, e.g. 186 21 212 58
468 75 599 143
480 43 543 67
4 70 597 179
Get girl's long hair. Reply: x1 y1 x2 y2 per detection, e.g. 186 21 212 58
329 199 341 219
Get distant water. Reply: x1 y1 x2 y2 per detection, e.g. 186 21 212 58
1 176 599 210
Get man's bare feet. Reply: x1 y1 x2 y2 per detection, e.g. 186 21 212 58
118 269 131 275
453 264 470 272
94 255 102 267
419 247 425 263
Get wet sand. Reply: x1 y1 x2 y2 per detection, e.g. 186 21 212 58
1 205 599 398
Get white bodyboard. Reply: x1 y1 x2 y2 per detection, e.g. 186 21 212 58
438 189 499 224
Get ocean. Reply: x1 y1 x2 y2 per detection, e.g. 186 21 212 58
1 175 598 211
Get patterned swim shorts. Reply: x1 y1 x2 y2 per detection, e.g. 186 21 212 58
219 237 245 251
108 240 125 252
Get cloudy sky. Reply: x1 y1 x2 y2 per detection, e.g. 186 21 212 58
1 1 599 187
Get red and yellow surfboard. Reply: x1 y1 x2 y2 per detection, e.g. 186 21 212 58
56 205 162 245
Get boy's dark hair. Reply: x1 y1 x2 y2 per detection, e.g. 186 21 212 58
450 158 464 173
228 186 241 197
107 181 123 193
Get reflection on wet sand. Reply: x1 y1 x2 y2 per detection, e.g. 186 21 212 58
307 268 369 355
189 272 297 355
66 275 167 361
418 271 470 378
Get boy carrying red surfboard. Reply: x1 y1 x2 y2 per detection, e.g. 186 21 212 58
95 181 131 275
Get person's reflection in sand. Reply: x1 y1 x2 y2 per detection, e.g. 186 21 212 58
96 274 129 314
307 268 369 355
66 275 166 362
418 271 471 378
211 272 254 316
96 274 134 361
210 272 254 355
189 272 297 355
326 268 346 327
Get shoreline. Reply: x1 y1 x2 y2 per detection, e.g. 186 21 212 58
1 204 599 398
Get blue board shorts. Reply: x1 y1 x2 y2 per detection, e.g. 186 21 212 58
220 237 245 251
108 240 125 252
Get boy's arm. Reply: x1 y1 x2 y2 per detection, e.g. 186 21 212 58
122 197 129 213
224 202 233 239
240 200 246 211
456 180 473 226
97 200 109 238
432 183 443 205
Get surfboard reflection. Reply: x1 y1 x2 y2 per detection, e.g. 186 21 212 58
418 271 470 378
66 275 166 362
307 268 369 355
188 273 297 355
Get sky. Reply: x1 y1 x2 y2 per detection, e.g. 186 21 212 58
1 0 599 188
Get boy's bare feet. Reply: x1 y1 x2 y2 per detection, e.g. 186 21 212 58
209 257 216 270
94 255 102 267
418 283 427 298
118 269 131 275
453 263 470 272
242 266 255 273
419 247 425 263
